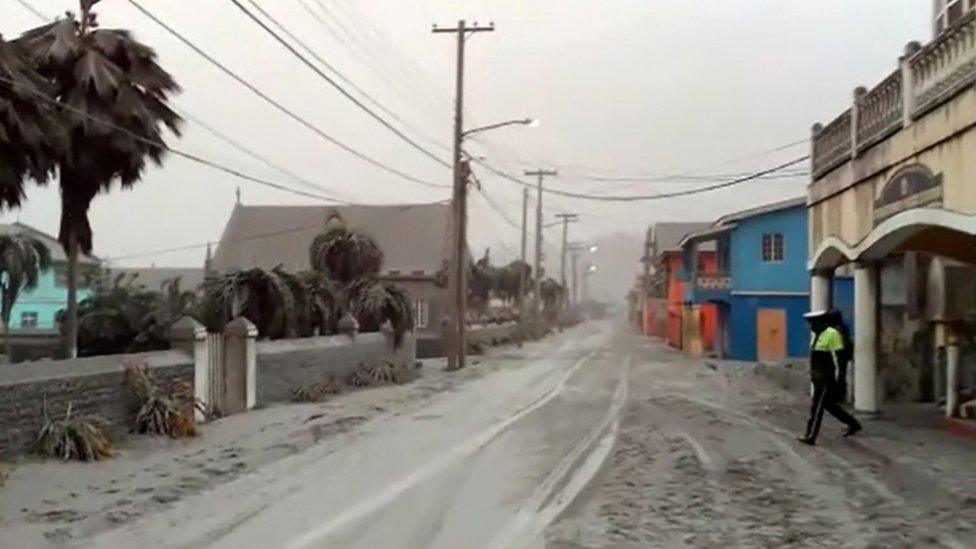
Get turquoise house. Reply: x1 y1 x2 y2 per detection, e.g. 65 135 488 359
1 223 98 331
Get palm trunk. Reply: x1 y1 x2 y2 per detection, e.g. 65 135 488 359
65 230 79 359
3 319 11 364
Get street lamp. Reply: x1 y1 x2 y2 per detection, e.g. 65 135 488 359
449 116 538 370
462 118 538 139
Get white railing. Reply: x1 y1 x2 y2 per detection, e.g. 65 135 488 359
812 110 852 178
856 70 904 151
812 10 976 179
696 273 732 291
911 10 976 117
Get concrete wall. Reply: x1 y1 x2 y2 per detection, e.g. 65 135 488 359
255 332 416 406
416 322 518 359
0 350 193 456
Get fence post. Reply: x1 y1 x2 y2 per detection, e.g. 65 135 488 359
224 317 257 413
167 316 208 422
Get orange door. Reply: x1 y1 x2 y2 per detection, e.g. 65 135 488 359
757 309 787 361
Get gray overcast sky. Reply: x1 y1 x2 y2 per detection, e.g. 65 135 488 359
1 0 929 281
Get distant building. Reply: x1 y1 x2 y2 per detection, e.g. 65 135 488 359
211 202 453 346
639 222 716 351
682 198 853 361
1 222 99 331
110 267 206 293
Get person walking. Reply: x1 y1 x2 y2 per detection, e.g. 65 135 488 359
825 310 853 403
798 310 862 446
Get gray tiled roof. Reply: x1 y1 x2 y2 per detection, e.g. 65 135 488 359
650 222 713 253
0 222 99 265
211 202 452 275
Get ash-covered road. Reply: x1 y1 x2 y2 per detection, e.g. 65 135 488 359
77 320 972 549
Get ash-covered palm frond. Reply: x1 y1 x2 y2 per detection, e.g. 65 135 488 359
296 270 340 336
309 212 383 284
0 36 62 209
199 267 299 339
347 278 413 347
35 402 113 462
17 10 182 255
469 248 500 313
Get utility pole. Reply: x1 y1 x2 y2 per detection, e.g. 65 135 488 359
583 263 592 303
518 187 529 324
555 213 578 290
570 247 580 306
525 169 557 318
434 20 494 371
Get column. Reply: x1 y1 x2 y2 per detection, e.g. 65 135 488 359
167 316 208 422
810 269 833 312
854 263 879 413
946 344 960 418
224 317 257 414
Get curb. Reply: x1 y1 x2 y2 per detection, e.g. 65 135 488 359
939 417 976 441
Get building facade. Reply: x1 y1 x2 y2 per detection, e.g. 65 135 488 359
639 222 715 351
2 223 97 331
210 202 453 350
808 3 976 416
683 199 854 362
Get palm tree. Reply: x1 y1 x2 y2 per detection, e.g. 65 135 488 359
198 267 301 340
0 35 61 208
540 277 567 321
497 260 531 305
469 249 498 316
308 213 413 346
309 212 383 285
18 1 182 357
0 231 52 361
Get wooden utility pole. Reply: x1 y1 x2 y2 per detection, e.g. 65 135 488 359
434 20 494 371
555 213 578 289
569 245 581 306
518 187 529 321
525 169 557 318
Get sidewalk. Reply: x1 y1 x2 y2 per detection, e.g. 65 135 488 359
737 357 976 506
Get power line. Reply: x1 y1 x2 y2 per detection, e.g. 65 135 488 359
10 0 47 20
470 137 808 185
233 0 452 168
126 0 448 190
0 73 344 204
297 0 452 128
472 156 810 202
177 108 353 203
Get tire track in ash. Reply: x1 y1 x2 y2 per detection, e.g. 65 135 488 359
674 393 970 548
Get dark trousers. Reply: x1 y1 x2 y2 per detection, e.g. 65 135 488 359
805 376 861 442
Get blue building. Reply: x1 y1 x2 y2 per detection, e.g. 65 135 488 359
1 222 98 331
681 198 853 361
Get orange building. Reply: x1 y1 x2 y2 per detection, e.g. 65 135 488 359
640 222 716 353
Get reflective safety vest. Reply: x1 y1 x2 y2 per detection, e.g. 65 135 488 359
810 327 844 381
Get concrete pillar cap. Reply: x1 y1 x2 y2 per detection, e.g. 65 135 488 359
225 316 258 337
167 316 206 341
